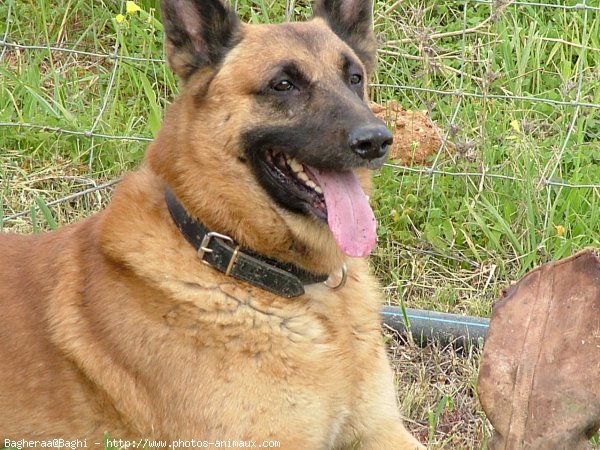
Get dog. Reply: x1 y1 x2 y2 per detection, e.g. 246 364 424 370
0 0 424 448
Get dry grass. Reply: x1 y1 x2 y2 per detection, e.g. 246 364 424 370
386 329 490 449
1 151 115 233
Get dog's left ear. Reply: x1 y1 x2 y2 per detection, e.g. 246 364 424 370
313 0 377 74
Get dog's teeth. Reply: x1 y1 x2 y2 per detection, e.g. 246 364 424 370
289 158 303 173
283 154 323 194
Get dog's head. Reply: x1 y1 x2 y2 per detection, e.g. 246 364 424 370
150 0 391 269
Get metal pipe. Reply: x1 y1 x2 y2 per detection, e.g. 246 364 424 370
381 306 490 348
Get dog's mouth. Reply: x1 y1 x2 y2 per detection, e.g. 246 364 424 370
260 149 377 258
265 149 327 219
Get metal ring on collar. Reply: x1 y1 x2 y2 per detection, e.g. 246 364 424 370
324 264 348 291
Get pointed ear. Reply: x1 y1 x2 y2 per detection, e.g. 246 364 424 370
313 0 377 75
161 0 240 80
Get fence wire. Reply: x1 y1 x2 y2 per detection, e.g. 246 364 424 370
0 0 599 234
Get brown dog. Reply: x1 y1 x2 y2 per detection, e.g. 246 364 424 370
0 1 424 448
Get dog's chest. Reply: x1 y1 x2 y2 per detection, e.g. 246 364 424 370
149 282 380 443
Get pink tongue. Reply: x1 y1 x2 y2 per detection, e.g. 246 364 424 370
311 168 377 257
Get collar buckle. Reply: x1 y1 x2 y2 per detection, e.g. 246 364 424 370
198 231 234 260
198 231 240 276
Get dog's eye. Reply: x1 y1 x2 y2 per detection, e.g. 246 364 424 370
349 74 362 85
272 80 294 92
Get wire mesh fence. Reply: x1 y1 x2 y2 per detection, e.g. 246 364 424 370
0 0 599 309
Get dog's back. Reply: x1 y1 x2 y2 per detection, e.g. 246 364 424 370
0 222 112 434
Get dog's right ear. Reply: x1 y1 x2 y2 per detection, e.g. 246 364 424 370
313 0 377 75
161 0 240 80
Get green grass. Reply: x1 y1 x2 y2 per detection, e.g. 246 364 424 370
1 0 599 448
371 0 600 314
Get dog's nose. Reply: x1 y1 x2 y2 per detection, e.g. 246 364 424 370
348 125 393 160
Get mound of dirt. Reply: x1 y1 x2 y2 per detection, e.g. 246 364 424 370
371 101 450 166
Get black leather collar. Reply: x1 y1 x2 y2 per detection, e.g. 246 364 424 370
165 187 329 298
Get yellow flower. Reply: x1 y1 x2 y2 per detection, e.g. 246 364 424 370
509 119 521 134
115 13 125 23
126 1 142 14
555 225 565 236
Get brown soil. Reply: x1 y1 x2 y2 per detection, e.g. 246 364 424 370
372 101 451 166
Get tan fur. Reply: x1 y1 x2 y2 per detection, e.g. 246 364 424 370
0 5 424 450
